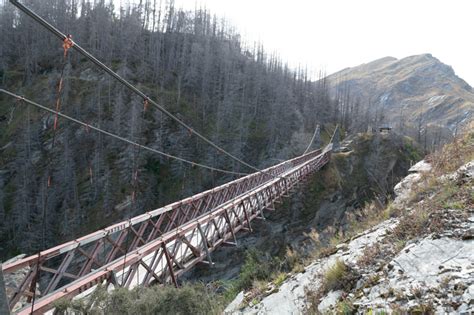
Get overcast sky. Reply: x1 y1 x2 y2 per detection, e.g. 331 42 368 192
173 0 474 86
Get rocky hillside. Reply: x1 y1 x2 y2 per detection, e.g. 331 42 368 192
226 128 474 314
328 54 474 134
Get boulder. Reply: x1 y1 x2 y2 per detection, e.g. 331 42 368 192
317 290 342 313
408 160 432 173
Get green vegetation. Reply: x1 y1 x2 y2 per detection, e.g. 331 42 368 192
54 283 223 315
403 137 423 162
323 259 351 291
391 130 473 242
1 0 351 259
305 259 358 313
300 163 338 219
305 130 473 313
54 247 306 314
51 130 472 314
236 249 275 290
273 272 288 287
335 299 356 315
221 247 305 305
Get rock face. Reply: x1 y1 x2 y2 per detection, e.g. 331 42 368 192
393 159 431 205
352 212 474 313
0 266 10 315
443 160 474 183
352 223 474 311
328 54 474 132
408 160 432 173
224 219 399 314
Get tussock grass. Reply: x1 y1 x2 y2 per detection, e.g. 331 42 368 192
323 260 350 292
430 131 474 175
305 259 359 313
335 299 356 314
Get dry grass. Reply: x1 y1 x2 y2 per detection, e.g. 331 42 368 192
391 130 474 242
392 174 472 242
323 260 358 292
305 260 359 313
54 283 224 315
430 131 474 175
356 243 381 268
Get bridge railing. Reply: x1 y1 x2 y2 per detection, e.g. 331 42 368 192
14 147 332 314
2 148 321 313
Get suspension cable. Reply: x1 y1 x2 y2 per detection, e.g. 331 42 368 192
9 0 268 176
303 124 320 155
0 89 248 176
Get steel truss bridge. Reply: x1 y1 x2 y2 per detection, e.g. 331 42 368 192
1 140 338 314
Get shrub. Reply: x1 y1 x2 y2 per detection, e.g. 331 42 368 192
305 260 358 313
273 272 288 287
54 283 223 315
356 243 381 268
335 298 356 314
133 284 222 315
324 259 350 292
237 249 274 290
285 247 304 272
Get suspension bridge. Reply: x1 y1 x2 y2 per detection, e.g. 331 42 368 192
1 140 337 314
0 1 340 314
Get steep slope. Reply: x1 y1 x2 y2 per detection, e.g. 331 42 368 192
328 54 474 132
226 128 474 314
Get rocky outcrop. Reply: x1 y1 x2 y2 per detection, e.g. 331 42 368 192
226 159 474 314
393 159 431 205
224 219 399 314
442 161 474 183
354 233 474 313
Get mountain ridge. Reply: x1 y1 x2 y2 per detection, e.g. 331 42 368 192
327 53 474 135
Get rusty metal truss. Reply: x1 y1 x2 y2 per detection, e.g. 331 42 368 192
2 145 333 314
